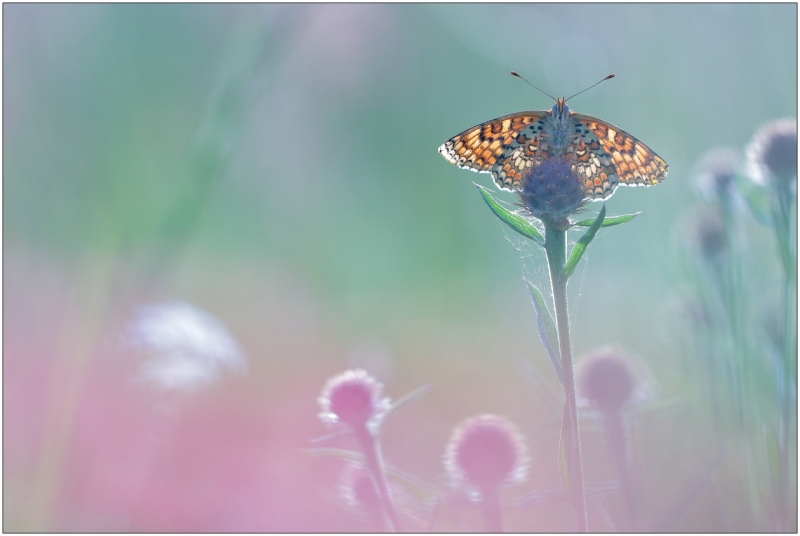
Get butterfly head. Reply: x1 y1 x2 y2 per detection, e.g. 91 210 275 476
552 98 570 124
511 71 614 123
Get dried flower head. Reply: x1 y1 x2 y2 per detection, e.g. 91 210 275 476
692 206 727 259
746 118 798 185
577 347 636 413
318 369 391 433
444 414 528 492
692 148 742 206
517 158 586 223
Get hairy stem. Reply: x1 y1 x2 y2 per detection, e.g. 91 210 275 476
545 222 588 531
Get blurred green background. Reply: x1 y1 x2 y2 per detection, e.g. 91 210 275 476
4 4 796 532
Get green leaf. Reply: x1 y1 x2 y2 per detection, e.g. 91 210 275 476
573 212 639 227
524 279 562 384
476 184 545 246
563 204 606 280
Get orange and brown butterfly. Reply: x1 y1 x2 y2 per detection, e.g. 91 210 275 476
438 72 668 200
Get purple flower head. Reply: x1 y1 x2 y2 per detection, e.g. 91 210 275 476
692 206 727 259
318 369 391 434
444 414 528 493
517 158 586 223
692 148 742 207
746 118 797 185
577 347 636 413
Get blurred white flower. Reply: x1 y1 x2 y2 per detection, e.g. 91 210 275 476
127 302 247 393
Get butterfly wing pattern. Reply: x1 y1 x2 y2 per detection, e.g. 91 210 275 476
439 109 668 200
572 114 669 199
437 112 544 187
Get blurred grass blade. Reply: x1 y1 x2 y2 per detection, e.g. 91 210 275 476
525 279 562 384
301 447 439 503
389 384 431 413
476 184 545 246
736 172 771 225
309 429 349 443
558 399 571 495
573 212 639 227
563 204 606 280
301 447 364 463
384 465 441 503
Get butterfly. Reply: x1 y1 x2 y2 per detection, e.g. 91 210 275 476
438 75 668 200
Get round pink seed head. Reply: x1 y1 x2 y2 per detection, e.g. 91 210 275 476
318 369 389 431
444 414 528 492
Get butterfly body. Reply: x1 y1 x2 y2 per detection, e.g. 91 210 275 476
438 98 668 200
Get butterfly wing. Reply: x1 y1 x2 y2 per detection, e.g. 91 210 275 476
439 111 669 198
572 113 669 200
438 112 547 191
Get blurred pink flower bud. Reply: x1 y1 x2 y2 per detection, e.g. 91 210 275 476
444 414 528 492
317 369 391 434
577 347 636 413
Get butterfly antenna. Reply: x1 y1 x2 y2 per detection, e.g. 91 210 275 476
510 71 556 102
565 74 615 102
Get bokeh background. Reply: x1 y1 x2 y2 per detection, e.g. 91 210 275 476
4 3 797 532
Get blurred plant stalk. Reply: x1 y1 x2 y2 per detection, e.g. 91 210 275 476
354 429 401 531
766 175 797 533
26 10 304 530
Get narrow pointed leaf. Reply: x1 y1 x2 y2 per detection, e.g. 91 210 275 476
524 279 562 384
573 212 639 227
476 184 545 246
563 204 606 280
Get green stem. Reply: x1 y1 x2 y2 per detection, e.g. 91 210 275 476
544 222 588 531
356 429 400 532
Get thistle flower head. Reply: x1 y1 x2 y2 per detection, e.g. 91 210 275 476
577 347 636 414
444 414 528 493
517 158 586 223
692 206 727 259
746 118 798 185
318 369 391 434
692 148 742 206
